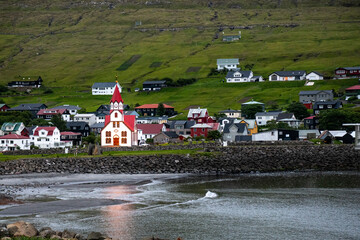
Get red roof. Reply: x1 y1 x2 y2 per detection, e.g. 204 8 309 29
137 124 164 134
346 85 360 90
135 104 174 109
37 108 67 116
304 116 316 120
0 134 29 139
60 131 81 136
33 127 57 136
110 84 123 104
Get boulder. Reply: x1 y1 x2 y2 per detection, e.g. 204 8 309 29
50 235 62 239
6 221 38 237
39 228 56 238
87 231 109 240
1 237 11 240
0 225 10 238
62 229 77 239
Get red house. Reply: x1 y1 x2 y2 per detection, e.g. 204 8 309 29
345 85 360 100
0 104 10 112
303 102 313 110
335 67 360 79
190 123 219 138
187 108 214 124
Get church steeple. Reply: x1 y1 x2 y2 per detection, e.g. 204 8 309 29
110 83 123 112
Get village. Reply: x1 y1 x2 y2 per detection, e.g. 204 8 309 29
1 61 360 152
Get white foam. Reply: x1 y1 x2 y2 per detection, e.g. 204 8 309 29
204 191 218 198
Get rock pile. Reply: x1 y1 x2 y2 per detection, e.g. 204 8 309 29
0 145 359 175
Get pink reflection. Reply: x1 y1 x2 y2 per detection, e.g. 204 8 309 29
102 185 136 240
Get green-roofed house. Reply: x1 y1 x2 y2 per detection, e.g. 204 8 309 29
0 122 28 136
217 58 240 71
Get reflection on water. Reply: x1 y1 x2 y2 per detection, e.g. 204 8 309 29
0 172 360 240
102 186 135 239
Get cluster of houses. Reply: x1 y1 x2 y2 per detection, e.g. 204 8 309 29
217 58 360 83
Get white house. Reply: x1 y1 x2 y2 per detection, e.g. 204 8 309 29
32 126 70 149
74 114 97 126
252 130 278 141
137 124 166 144
269 71 306 81
226 71 253 82
0 134 31 151
306 71 324 80
101 85 138 147
255 111 282 126
92 82 122 95
217 59 239 71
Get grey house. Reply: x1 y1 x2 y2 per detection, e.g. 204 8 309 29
299 90 333 103
222 122 249 142
166 120 195 135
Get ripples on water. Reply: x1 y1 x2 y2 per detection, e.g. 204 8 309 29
0 172 360 240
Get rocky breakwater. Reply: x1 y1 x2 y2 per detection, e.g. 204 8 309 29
0 145 359 175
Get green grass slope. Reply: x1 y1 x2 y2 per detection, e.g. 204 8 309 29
0 0 359 115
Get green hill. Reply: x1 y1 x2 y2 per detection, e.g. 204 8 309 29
0 0 359 114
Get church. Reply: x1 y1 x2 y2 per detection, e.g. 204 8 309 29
101 84 138 147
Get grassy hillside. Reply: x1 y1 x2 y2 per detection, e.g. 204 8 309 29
0 0 359 115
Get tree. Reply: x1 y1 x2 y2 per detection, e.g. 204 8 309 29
241 104 264 119
286 102 310 120
207 130 222 140
51 114 67 131
0 111 33 126
265 120 293 130
29 118 49 127
83 133 96 144
319 108 360 130
157 103 165 116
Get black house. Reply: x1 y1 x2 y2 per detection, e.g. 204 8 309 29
8 103 47 118
313 100 342 115
66 122 91 137
142 81 167 91
304 116 319 129
60 132 82 146
278 129 299 141
8 76 43 88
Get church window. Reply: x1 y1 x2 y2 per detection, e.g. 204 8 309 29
117 122 120 128
106 138 111 144
115 113 118 118
121 138 127 144
121 131 127 137
106 131 111 137
113 122 116 128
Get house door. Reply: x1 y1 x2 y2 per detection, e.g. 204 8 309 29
284 77 288 81
113 136 119 146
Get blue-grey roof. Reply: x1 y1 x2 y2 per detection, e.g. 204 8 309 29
277 113 295 121
272 71 306 77
163 131 179 138
52 105 81 110
255 111 282 117
167 120 195 129
137 116 168 120
219 109 241 113
90 122 105 128
66 121 89 129
92 82 117 88
341 66 360 70
299 90 332 95
223 123 247 134
313 100 342 109
9 103 47 111
143 81 166 84
226 71 252 78
217 59 239 65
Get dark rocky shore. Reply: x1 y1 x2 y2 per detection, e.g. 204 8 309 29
1 145 359 175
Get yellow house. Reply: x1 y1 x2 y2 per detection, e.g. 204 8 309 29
240 119 258 135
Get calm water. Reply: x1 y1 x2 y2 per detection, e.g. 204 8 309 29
0 172 360 240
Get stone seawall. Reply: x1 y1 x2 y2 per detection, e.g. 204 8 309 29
1 145 359 175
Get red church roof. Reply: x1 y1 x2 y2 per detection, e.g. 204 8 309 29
135 104 174 109
110 84 123 103
103 115 136 132
0 134 29 139
33 127 57 136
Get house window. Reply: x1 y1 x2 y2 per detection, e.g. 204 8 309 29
46 138 49 141
319 105 323 109
1 140 3 144
121 131 127 137
286 134 290 137
258 117 262 119
271 132 274 136
106 131 111 137
327 105 332 108
279 131 283 135
121 138 127 144
106 138 111 144
10 140 13 144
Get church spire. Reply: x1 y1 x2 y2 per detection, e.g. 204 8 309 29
110 83 123 104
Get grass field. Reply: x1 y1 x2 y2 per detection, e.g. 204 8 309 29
0 0 359 115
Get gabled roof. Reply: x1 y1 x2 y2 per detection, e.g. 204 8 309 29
92 82 119 88
241 119 256 129
90 122 105 128
124 110 140 116
0 104 9 109
52 105 81 110
0 134 29 139
60 131 81 136
337 66 360 70
187 108 208 118
313 100 342 109
219 109 241 113
255 111 282 117
143 80 166 85
124 115 136 132
223 123 247 133
137 124 164 134
226 71 252 78
271 71 306 77
135 104 174 109
306 71 323 76
346 85 360 91
9 103 47 111
110 84 123 103
277 113 295 121
1 122 23 132
37 108 68 116
191 123 212 129
217 59 239 65
74 113 96 118
66 121 90 129
304 115 317 120
299 90 332 95
163 131 179 138
33 127 57 136
242 100 264 105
